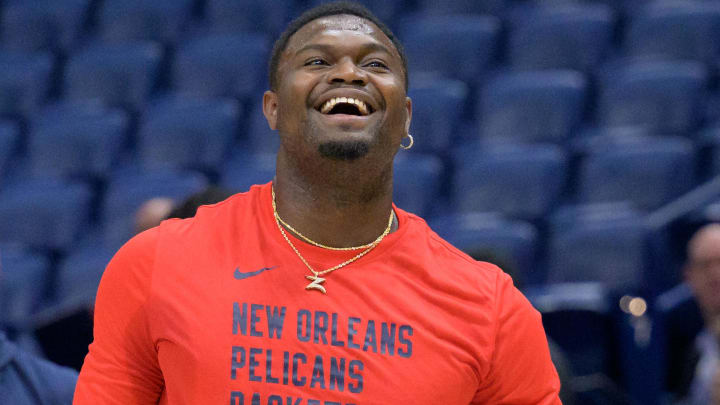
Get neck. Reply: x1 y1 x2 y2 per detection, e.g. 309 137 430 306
273 149 396 248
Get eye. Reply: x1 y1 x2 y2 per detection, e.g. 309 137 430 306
304 58 328 66
365 60 389 69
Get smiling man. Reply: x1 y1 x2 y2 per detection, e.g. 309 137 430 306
73 2 561 404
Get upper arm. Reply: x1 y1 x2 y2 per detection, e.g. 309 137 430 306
74 229 164 404
472 273 562 404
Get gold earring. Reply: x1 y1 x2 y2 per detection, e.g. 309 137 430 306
400 134 414 150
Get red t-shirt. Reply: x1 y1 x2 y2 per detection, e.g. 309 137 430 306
74 182 561 405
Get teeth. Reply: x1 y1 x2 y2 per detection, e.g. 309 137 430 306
319 97 371 115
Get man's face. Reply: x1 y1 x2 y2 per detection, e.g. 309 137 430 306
264 14 411 162
686 226 720 326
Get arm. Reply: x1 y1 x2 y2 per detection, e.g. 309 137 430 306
74 229 164 404
472 272 562 404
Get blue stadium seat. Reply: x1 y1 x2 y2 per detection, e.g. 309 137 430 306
398 15 500 83
575 135 696 210
63 42 163 111
97 0 195 44
452 143 568 219
219 150 276 193
525 282 615 377
205 0 294 36
0 121 20 179
597 60 708 134
546 210 650 294
626 1 720 63
172 33 269 101
0 0 89 52
0 245 51 327
246 100 280 153
392 153 444 219
310 0 406 23
507 4 616 72
698 125 720 177
54 243 116 314
407 77 468 155
137 96 241 171
430 213 539 286
478 70 587 144
0 51 54 119
102 167 208 247
0 178 93 251
416 0 505 16
28 102 129 180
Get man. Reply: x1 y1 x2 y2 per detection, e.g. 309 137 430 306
682 224 720 404
74 2 561 403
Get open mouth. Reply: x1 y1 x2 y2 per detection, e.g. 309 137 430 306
317 97 374 116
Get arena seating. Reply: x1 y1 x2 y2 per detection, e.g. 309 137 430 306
1 1 719 402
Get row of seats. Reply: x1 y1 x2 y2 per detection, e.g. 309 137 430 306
0 131 707 250
1 55 716 156
3 0 719 66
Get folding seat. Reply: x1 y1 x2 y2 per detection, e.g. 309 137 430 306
525 283 615 377
245 101 280 153
0 244 51 327
27 102 129 180
626 1 720 63
0 121 20 177
0 51 54 118
507 4 616 72
452 143 568 219
407 77 468 156
398 15 500 83
392 153 444 219
172 33 269 101
0 178 93 251
0 0 89 52
545 210 650 294
53 243 116 315
63 42 163 111
415 0 505 16
219 151 276 193
429 213 539 286
696 124 720 177
478 70 587 144
310 0 405 23
97 0 195 44
102 167 208 247
137 96 241 171
205 0 294 36
575 135 696 210
597 60 708 134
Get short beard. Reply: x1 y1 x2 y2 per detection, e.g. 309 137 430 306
318 140 370 161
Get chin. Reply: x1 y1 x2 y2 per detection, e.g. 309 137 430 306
317 140 370 160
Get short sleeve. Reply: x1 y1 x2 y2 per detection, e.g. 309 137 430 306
74 228 164 404
472 272 562 404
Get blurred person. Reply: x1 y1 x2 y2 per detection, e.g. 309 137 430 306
134 197 175 234
74 2 560 404
0 330 77 404
682 223 720 405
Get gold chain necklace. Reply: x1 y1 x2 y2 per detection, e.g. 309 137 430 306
271 186 394 294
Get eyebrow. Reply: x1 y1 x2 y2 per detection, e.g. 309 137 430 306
295 42 393 57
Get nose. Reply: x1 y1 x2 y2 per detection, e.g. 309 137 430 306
328 58 367 86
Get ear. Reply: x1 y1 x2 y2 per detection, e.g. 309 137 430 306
404 96 412 134
262 90 279 130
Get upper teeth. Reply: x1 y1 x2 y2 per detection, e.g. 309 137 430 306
319 97 370 115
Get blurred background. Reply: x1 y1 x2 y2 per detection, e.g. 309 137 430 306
1 0 720 403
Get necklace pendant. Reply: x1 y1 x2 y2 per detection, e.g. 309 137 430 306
305 274 327 294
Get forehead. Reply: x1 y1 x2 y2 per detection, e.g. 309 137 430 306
283 14 398 59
